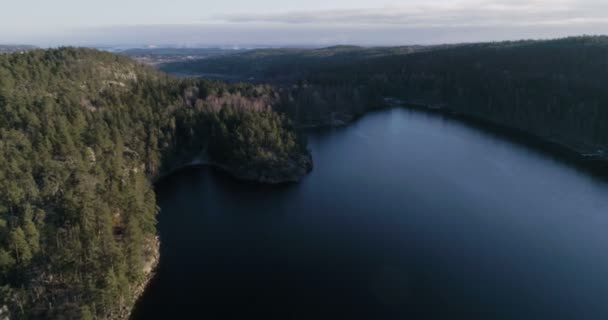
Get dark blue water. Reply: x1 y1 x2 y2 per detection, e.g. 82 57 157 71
133 108 608 319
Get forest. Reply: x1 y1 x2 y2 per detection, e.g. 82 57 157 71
0 48 308 319
160 45 427 83
166 36 608 155
303 36 608 155
3 35 608 319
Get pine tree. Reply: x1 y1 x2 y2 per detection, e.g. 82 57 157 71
9 228 32 265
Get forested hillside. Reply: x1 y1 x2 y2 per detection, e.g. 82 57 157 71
163 37 608 156
304 36 608 154
0 48 309 319
214 36 606 155
160 45 426 82
3 36 606 318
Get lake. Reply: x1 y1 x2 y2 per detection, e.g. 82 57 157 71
132 108 608 319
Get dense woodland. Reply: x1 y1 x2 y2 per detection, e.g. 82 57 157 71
304 36 608 153
168 36 608 153
160 45 426 83
2 35 608 319
0 48 307 318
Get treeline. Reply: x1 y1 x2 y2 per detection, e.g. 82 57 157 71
165 36 608 153
274 84 379 127
0 45 37 54
304 36 608 152
0 48 307 318
160 45 424 83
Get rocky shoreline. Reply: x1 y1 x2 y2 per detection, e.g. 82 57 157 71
112 237 159 320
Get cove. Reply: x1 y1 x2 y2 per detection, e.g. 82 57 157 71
132 108 608 319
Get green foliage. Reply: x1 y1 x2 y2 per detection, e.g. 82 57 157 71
4 35 605 319
160 45 421 82
0 250 15 273
303 36 608 152
80 306 94 320
208 107 302 166
0 47 307 318
8 228 31 266
166 36 608 153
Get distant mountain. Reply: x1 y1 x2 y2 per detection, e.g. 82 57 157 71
0 45 37 54
119 47 243 66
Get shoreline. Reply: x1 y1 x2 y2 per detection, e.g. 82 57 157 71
128 152 312 318
118 237 160 320
154 153 313 186
130 101 607 318
391 99 608 175
295 98 607 176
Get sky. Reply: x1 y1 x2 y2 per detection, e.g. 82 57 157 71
2 0 608 47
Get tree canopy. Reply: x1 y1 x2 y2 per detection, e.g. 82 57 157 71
0 47 308 319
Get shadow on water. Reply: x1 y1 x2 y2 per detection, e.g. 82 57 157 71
133 107 608 320
400 105 608 180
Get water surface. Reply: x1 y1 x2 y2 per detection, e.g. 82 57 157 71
133 108 608 319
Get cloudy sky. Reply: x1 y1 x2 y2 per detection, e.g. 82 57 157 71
2 0 607 46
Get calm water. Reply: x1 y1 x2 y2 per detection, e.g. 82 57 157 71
132 108 608 319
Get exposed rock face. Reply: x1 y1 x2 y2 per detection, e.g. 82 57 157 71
114 237 160 320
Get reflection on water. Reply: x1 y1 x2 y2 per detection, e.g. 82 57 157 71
133 108 608 320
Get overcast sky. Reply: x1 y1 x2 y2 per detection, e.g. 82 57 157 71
2 0 607 47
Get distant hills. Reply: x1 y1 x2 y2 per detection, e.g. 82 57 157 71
156 36 608 158
302 36 608 155
0 45 37 54
159 45 432 82
119 47 242 66
2 35 608 318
